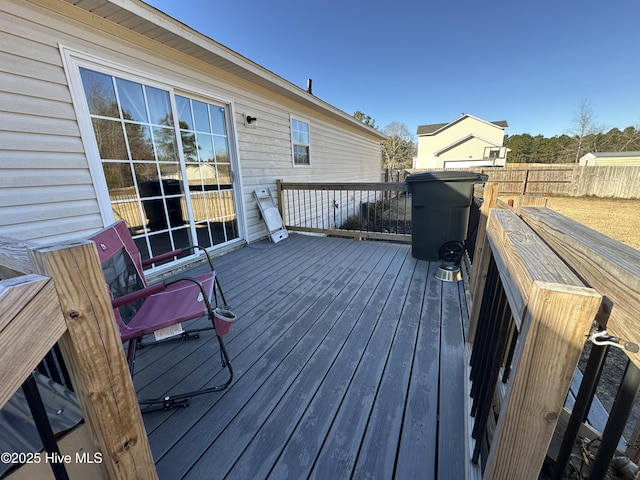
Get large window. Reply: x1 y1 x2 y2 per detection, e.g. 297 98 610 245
78 67 240 265
291 117 311 166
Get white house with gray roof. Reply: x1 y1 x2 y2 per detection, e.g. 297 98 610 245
415 114 508 169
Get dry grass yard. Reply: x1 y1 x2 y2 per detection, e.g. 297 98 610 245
544 197 640 251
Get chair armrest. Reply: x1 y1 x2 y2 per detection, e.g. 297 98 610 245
111 282 167 308
142 249 183 267
141 245 214 271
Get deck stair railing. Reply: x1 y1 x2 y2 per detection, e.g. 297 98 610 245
468 182 640 479
276 180 411 243
0 237 157 479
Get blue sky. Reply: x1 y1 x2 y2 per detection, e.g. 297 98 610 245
144 0 640 139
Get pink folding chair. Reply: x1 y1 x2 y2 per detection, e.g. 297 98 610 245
89 221 233 411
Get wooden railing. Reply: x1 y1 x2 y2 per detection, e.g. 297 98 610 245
468 182 640 479
0 238 157 479
276 180 411 243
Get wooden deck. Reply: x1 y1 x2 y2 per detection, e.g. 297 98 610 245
131 233 468 479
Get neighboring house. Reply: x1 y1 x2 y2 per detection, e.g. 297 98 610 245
579 151 640 166
1 0 385 274
415 114 508 169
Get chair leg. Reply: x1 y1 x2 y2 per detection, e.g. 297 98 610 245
127 327 233 413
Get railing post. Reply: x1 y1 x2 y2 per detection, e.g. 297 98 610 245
483 281 601 479
276 179 285 222
470 182 498 293
28 240 157 480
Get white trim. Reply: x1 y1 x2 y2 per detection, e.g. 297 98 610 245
59 44 246 245
434 134 501 156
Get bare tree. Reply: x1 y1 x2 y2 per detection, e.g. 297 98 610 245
569 99 599 162
381 122 416 176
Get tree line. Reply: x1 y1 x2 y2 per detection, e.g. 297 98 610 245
505 126 640 164
354 100 640 169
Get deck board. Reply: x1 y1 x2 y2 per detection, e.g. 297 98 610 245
129 234 467 479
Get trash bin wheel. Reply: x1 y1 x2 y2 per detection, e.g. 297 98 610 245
439 241 464 263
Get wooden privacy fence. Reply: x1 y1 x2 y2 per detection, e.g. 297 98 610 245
471 165 640 198
0 238 157 479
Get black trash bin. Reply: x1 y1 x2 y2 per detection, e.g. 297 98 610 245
139 178 184 230
406 171 488 261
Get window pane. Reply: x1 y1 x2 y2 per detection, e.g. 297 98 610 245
146 86 173 126
210 105 227 135
176 96 193 130
181 131 198 162
103 163 134 190
213 136 229 163
80 68 119 117
196 133 214 162
92 118 128 159
294 145 310 165
134 163 161 189
153 126 178 161
216 163 232 185
125 123 154 160
159 164 181 183
193 100 210 133
116 78 147 123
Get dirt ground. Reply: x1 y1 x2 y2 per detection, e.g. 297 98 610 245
537 196 640 251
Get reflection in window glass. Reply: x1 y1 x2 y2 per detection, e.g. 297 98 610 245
196 133 214 162
192 100 210 133
146 86 172 126
92 119 128 159
103 163 134 190
133 163 160 188
176 96 193 130
80 68 118 117
126 123 154 160
214 137 229 163
210 106 227 135
79 67 240 260
153 127 178 161
291 118 310 165
116 78 147 123
181 131 197 161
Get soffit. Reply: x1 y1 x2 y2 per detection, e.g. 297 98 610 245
59 0 386 140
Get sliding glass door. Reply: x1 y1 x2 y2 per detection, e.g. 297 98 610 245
78 67 240 266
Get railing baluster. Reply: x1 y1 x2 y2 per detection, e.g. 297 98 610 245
590 360 640 480
22 373 70 480
551 342 608 480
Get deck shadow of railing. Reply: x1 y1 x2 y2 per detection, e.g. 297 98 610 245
0 238 157 479
467 182 640 479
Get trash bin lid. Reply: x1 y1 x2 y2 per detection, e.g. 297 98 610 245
405 171 488 183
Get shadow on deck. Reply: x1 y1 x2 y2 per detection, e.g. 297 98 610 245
134 233 468 479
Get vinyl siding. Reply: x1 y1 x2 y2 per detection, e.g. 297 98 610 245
1 0 382 245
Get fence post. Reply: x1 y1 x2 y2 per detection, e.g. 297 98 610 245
28 240 157 480
483 281 601 479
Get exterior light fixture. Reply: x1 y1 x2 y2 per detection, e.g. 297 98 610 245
243 113 257 128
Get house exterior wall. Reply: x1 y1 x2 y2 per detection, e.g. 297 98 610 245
416 116 506 169
579 153 640 166
0 0 382 248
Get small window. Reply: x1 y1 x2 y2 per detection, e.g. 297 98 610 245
291 117 310 166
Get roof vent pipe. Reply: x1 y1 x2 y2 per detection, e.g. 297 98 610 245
307 78 313 95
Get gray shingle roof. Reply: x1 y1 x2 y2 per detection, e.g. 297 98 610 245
416 116 508 135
